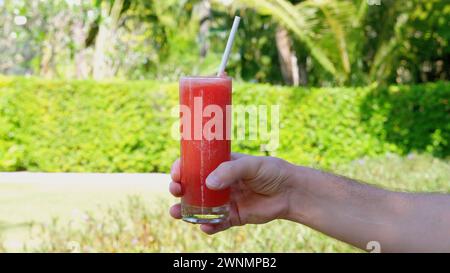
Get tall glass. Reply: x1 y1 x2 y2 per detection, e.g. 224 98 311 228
179 76 231 224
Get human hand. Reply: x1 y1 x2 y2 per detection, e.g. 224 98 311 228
169 153 295 234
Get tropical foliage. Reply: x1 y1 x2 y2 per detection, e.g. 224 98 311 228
0 0 448 86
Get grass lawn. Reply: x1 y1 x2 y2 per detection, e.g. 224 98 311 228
0 154 449 252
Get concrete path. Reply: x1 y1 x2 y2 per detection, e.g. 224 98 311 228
0 172 170 193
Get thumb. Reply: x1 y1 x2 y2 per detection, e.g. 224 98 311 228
205 156 262 190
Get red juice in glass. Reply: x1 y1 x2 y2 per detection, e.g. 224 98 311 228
179 76 231 224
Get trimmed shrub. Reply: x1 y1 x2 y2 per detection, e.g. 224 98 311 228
0 76 448 172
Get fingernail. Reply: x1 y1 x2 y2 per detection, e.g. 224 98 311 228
206 175 221 189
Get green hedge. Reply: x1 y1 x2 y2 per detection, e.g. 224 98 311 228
0 76 448 172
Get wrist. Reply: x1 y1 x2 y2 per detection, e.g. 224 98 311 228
282 163 317 223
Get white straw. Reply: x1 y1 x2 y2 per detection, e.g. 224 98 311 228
217 16 240 76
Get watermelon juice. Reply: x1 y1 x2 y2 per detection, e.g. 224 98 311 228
179 76 231 224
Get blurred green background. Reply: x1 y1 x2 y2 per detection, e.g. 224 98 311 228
0 0 449 252
1 0 448 85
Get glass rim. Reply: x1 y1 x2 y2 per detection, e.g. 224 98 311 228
180 75 231 81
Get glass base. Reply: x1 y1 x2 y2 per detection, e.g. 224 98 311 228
181 202 229 224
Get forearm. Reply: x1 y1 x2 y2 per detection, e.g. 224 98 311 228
284 163 450 252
